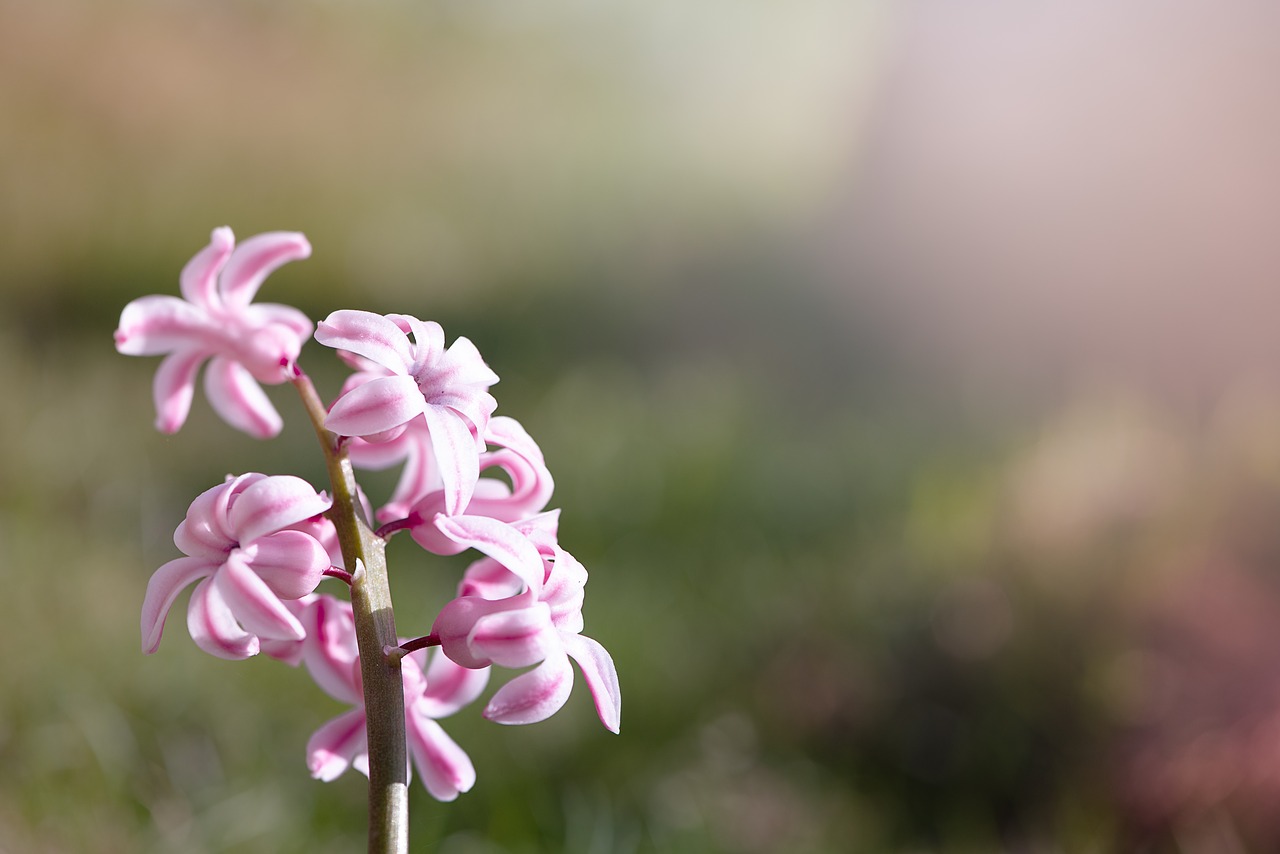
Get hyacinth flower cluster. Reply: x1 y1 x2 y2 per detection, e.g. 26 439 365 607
116 227 619 853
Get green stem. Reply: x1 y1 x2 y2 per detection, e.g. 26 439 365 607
293 370 408 854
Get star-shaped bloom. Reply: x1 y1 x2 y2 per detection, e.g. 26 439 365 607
429 516 621 733
300 595 490 801
114 227 313 438
314 310 499 515
140 473 333 660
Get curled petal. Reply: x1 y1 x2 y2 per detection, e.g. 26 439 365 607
397 315 445 370
406 715 475 802
204 356 283 439
439 336 500 391
432 595 532 669
427 514 544 591
563 633 622 734
115 296 212 356
141 556 216 654
315 310 414 373
242 530 329 600
325 375 425 438
152 348 206 434
214 552 305 642
219 231 312 307
417 651 490 718
307 708 369 782
179 226 235 307
229 475 332 544
469 603 558 668
245 302 315 342
187 576 260 660
422 405 481 516
483 653 574 727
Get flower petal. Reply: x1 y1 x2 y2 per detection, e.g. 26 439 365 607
218 231 312 307
140 556 216 654
325 375 425 438
406 715 475 802
428 514 544 590
315 310 414 373
423 405 484 516
307 708 368 782
301 595 363 703
562 633 621 734
228 475 332 544
245 530 329 599
431 595 530 669
115 295 213 356
203 356 283 439
152 348 207 434
416 651 490 718
483 653 575 727
213 552 305 642
469 603 558 668
179 226 235 307
187 576 260 660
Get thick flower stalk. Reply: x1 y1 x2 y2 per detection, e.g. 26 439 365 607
140 473 332 660
114 227 313 437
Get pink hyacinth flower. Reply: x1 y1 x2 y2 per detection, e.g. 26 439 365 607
114 227 313 438
140 473 333 660
430 517 621 734
300 595 490 801
314 310 499 515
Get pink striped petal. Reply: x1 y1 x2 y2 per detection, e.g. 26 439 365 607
325 375 425 438
563 633 621 734
152 348 206 434
423 406 481 516
396 315 445 370
315 310 414 372
141 556 216 654
440 337 500 388
187 576 260 660
432 595 531 670
219 231 312 307
245 530 329 599
307 708 369 782
179 226 235 307
203 356 283 439
416 651 490 718
429 514 544 590
482 653 574 727
213 552 305 642
468 603 557 668
228 475 332 544
406 715 475 802
115 295 212 355
301 595 362 703
244 302 314 341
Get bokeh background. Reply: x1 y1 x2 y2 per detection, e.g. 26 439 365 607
6 0 1280 851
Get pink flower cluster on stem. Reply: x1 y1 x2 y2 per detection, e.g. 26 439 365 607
121 227 620 854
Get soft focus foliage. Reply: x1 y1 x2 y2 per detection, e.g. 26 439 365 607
8 0 1280 851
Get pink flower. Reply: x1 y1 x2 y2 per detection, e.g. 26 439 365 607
300 595 489 801
430 517 621 734
314 310 499 515
140 473 333 660
114 227 313 438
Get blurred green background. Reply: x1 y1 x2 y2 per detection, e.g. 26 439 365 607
8 1 1280 851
